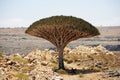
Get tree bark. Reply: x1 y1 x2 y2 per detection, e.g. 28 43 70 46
57 47 65 70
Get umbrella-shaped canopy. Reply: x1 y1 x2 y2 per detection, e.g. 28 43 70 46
25 15 100 69
26 16 100 48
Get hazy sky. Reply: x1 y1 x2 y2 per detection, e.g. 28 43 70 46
0 0 120 28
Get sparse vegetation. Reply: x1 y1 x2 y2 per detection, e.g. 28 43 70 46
56 69 67 74
16 72 29 80
65 59 73 64
0 51 3 57
52 63 58 70
12 55 29 65
0 22 120 80
0 46 2 48
118 38 120 41
0 45 120 80
79 73 84 78
50 57 58 64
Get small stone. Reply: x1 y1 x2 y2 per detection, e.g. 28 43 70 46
7 60 16 65
52 75 63 80
41 61 48 66
0 68 4 76
106 71 120 77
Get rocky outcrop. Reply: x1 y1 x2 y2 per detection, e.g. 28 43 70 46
68 45 114 56
0 45 119 80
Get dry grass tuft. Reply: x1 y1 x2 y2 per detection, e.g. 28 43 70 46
0 51 3 57
16 72 29 80
56 69 67 74
79 73 84 78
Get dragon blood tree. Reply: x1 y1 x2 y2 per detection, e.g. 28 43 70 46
25 15 100 69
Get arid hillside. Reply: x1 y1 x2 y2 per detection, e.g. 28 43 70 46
0 26 120 55
0 27 120 36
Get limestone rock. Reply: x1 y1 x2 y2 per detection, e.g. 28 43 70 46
0 68 4 76
0 45 118 80
41 61 48 66
69 45 114 56
52 75 63 80
25 49 42 60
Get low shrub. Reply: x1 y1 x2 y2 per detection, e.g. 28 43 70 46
79 73 84 78
65 59 73 64
52 63 58 71
0 51 3 57
118 38 120 41
56 69 67 74
13 56 29 65
16 72 29 80
50 57 58 64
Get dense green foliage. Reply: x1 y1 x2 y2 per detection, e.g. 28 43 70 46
26 15 100 36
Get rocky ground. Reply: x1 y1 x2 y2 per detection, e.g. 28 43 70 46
0 27 120 80
0 45 120 80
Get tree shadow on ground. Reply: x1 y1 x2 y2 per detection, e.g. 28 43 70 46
65 68 100 75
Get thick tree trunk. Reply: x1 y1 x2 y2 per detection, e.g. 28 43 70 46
57 47 65 70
